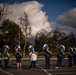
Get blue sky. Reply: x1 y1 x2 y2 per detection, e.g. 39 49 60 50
0 0 76 22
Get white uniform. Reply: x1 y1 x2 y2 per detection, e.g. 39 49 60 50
29 52 37 61
4 52 10 59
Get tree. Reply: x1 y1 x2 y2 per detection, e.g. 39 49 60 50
68 33 76 47
35 29 50 53
18 12 31 57
0 19 24 53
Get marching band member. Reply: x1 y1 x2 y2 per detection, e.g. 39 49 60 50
15 45 23 70
73 47 76 67
28 45 37 70
56 45 65 69
3 45 10 69
68 47 73 67
43 44 52 69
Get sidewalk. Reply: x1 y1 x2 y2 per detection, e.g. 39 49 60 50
2 57 68 61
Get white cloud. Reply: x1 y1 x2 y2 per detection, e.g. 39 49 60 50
58 25 76 35
4 1 53 36
57 8 76 35
58 8 76 28
50 22 56 30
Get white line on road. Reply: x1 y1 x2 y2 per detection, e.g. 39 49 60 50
36 64 52 75
0 69 14 75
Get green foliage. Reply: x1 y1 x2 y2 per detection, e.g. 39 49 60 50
0 19 24 53
35 29 76 53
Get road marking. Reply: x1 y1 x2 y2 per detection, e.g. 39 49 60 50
0 69 14 75
36 64 52 75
